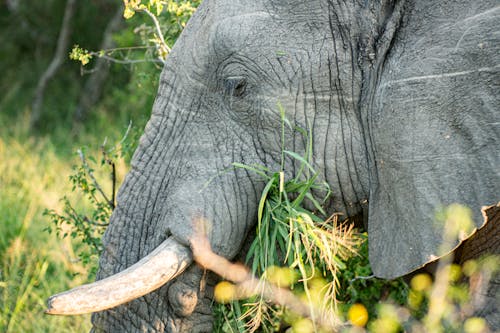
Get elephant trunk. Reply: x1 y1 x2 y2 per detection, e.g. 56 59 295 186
46 238 192 315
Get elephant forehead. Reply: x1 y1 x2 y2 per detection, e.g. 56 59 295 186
209 13 275 51
211 0 327 19
209 13 329 54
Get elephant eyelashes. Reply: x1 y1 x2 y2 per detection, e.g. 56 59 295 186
223 76 247 97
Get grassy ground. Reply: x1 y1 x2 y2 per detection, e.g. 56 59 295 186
0 112 133 332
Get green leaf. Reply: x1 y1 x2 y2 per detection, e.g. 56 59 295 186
232 162 270 180
257 175 277 225
283 150 316 174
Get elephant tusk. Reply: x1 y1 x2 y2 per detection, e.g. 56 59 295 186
46 237 192 315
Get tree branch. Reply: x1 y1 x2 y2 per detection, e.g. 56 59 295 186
30 0 77 129
77 149 113 208
137 7 170 62
88 53 164 65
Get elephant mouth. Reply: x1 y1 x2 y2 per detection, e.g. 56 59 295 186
45 237 192 315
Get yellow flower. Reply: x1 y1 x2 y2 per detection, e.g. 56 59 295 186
348 303 368 327
408 290 424 310
369 317 400 333
167 2 178 13
369 304 400 333
462 259 478 277
464 317 487 333
214 281 236 304
123 6 136 19
448 263 462 282
265 266 297 288
290 318 314 333
410 273 433 292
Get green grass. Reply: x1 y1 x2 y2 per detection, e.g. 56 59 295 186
0 113 135 332
212 113 367 332
0 3 194 331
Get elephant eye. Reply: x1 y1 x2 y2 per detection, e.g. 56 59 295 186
224 76 247 97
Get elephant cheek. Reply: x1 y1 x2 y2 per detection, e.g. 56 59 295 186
165 180 257 260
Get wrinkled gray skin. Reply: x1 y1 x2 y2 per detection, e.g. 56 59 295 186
92 0 499 331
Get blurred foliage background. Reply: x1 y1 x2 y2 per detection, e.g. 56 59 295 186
0 0 197 331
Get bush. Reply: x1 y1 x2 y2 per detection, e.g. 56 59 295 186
44 125 137 276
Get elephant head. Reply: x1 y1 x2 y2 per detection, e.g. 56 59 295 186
47 0 500 331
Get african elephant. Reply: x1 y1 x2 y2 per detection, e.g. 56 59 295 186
47 0 500 331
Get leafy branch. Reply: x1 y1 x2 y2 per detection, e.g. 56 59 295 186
70 0 200 67
124 1 171 61
44 124 135 275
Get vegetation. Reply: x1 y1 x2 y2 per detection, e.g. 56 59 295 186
211 110 365 332
211 113 409 332
0 1 198 331
212 173 498 333
43 128 136 276
0 124 93 332
0 1 497 332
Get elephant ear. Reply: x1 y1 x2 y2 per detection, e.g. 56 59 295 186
367 3 500 279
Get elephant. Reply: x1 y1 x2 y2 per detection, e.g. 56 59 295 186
47 0 500 331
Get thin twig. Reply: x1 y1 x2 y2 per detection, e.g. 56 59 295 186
350 275 376 283
90 53 164 65
119 121 133 146
137 7 170 62
65 204 103 250
77 149 113 208
98 45 152 52
99 146 116 210
82 216 109 228
110 162 116 209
